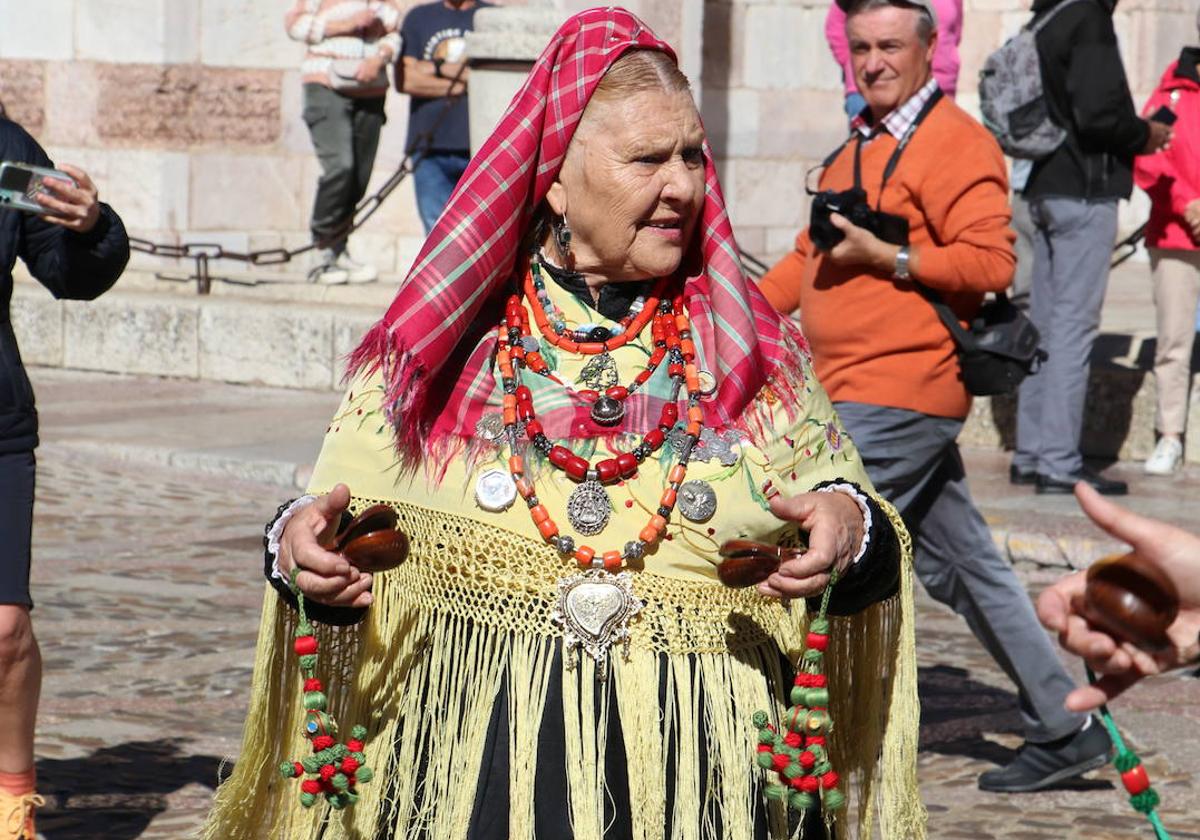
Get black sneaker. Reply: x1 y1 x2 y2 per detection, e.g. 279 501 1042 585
1036 469 1128 496
1009 464 1038 486
977 720 1112 793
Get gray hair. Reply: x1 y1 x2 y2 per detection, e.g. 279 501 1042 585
845 0 936 46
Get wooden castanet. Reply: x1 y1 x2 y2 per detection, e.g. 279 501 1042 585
1081 552 1179 651
333 504 409 573
716 540 805 589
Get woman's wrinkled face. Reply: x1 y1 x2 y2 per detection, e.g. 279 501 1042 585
546 88 706 283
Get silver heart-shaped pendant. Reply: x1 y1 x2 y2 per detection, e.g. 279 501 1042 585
552 568 643 680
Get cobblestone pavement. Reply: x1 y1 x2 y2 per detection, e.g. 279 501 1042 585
26 447 1200 839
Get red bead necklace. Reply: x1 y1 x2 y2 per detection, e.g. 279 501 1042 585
496 283 706 572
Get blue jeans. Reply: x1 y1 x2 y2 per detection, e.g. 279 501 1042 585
413 151 470 234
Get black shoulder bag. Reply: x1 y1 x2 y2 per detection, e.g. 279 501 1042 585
914 286 1047 396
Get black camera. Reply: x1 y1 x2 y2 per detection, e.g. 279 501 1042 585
809 186 909 251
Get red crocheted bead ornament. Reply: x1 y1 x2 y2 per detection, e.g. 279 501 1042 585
1121 764 1150 795
294 636 319 655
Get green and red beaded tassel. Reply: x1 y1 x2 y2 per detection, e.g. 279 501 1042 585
751 590 847 823
1087 666 1173 840
277 574 375 810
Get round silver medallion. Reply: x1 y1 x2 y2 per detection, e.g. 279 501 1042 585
590 395 625 426
566 480 611 536
474 413 504 443
678 479 718 523
697 369 718 397
475 468 517 512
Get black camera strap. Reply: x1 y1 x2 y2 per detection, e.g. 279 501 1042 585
852 87 944 210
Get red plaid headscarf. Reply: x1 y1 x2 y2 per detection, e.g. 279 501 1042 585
348 7 806 467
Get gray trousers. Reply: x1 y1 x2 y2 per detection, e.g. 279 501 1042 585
1014 198 1119 476
302 83 386 248
1010 191 1036 312
836 402 1084 743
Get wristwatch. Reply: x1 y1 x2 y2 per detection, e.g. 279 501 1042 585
432 58 445 79
892 246 912 281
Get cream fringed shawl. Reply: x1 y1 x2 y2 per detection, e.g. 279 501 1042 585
201 309 926 840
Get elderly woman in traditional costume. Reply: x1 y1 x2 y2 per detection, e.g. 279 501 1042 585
203 9 924 839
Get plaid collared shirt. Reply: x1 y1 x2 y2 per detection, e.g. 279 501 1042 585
850 78 940 141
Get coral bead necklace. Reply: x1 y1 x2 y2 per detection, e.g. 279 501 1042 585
524 260 671 425
495 275 707 677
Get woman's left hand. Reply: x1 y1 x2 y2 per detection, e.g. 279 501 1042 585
35 164 100 233
759 491 863 599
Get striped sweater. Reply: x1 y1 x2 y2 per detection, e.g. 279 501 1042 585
285 0 402 95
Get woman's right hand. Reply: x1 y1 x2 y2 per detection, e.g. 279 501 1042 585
1037 483 1200 711
278 484 375 609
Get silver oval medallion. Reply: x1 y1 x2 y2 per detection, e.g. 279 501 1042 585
566 480 611 536
474 413 504 443
678 479 718 523
697 369 718 397
475 468 517 512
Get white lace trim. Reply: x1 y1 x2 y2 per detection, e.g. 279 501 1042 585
815 483 872 566
268 495 317 581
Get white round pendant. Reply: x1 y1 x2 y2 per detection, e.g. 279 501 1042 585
475 468 517 512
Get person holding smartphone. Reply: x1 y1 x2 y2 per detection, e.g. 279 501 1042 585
1134 30 1200 476
0 114 129 840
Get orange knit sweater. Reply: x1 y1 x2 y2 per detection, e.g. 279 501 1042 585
759 97 1015 420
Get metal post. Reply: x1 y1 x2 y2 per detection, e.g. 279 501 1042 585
196 253 211 295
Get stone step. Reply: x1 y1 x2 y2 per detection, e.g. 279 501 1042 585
12 268 380 392
13 260 1194 461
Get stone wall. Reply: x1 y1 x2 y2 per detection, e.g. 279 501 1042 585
0 0 1190 277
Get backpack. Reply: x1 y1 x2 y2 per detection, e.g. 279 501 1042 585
978 0 1092 160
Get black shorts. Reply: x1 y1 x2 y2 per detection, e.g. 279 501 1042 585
0 451 35 608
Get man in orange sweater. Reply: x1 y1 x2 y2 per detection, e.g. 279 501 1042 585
760 0 1111 793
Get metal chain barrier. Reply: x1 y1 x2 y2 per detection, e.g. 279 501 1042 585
129 63 467 294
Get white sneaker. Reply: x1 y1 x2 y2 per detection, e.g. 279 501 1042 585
1144 437 1183 475
335 252 378 284
308 249 349 285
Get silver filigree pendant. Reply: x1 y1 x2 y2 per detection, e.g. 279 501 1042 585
474 412 504 443
670 426 741 466
579 352 619 390
679 478 718 522
552 568 643 680
566 479 611 535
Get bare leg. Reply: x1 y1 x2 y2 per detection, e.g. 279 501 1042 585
0 606 40 774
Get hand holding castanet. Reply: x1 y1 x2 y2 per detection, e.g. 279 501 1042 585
1076 552 1179 652
325 504 409 573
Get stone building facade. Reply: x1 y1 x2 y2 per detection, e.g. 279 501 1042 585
0 0 1192 277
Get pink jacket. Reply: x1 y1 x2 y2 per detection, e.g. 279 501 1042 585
1134 52 1200 251
825 0 963 98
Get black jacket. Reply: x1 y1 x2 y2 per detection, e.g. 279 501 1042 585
1 118 129 453
1025 0 1150 201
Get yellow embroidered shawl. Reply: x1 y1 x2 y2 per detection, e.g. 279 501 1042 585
202 284 925 840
